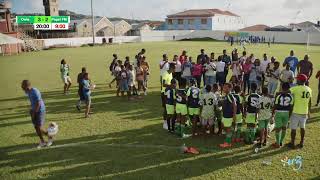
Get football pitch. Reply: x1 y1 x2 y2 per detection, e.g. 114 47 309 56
0 41 320 179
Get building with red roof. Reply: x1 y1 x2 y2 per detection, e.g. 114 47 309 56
164 9 244 31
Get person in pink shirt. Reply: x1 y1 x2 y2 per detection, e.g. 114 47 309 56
242 58 252 94
192 57 203 88
179 50 188 65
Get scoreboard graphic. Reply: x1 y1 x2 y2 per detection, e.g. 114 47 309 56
16 16 70 30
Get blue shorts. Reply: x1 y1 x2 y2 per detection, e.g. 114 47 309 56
31 111 45 127
120 80 129 92
84 94 91 105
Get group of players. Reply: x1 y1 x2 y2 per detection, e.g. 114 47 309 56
161 53 312 150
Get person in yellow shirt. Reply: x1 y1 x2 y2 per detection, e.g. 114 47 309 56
161 63 175 129
288 74 312 149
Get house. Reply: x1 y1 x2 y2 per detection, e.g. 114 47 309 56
111 20 131 36
240 24 269 31
0 1 12 33
289 21 317 32
70 17 130 37
164 9 244 31
127 23 152 36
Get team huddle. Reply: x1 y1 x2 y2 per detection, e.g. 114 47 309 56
160 49 312 149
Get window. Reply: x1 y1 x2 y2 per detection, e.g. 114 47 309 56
167 19 173 25
188 19 194 25
201 18 207 24
53 8 55 12
178 19 184 25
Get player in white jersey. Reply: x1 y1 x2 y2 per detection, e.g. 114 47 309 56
200 85 217 134
257 87 274 148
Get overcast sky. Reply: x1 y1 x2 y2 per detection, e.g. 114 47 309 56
11 0 320 26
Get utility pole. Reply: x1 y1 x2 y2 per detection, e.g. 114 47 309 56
91 0 95 46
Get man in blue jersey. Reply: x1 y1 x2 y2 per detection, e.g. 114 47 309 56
283 50 299 73
21 80 51 148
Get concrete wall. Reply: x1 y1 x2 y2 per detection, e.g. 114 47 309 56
39 30 320 48
43 36 141 48
140 30 320 44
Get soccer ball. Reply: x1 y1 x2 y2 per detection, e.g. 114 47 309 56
91 84 96 89
254 148 259 153
180 144 188 153
47 122 59 137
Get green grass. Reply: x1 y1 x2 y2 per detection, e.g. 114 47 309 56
0 41 320 179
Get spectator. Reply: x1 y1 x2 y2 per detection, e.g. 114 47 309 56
283 50 299 73
239 51 247 65
268 61 280 95
159 54 170 91
249 59 262 91
221 49 231 82
215 56 226 89
280 64 294 86
297 54 313 85
231 60 242 85
242 58 252 94
173 55 182 83
140 56 150 89
231 48 238 62
179 50 188 65
181 56 193 83
124 56 131 69
261 53 271 88
210 52 216 61
248 53 255 63
109 54 118 73
204 56 216 86
192 57 203 88
197 49 207 65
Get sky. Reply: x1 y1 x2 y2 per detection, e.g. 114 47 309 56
10 0 320 26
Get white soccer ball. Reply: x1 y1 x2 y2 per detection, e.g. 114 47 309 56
254 148 259 153
91 84 96 89
48 122 59 136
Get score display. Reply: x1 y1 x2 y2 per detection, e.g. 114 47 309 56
16 16 70 30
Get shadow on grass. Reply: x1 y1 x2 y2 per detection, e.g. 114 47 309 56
0 123 288 180
0 86 163 128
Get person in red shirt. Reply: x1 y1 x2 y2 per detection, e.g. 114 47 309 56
179 50 187 65
192 57 203 88
242 58 252 94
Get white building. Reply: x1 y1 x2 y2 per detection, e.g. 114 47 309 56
165 9 245 31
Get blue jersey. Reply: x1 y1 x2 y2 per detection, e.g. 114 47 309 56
82 79 91 96
284 56 298 73
27 88 45 112
222 94 235 118
176 89 187 104
246 93 261 113
187 86 200 108
165 87 175 105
